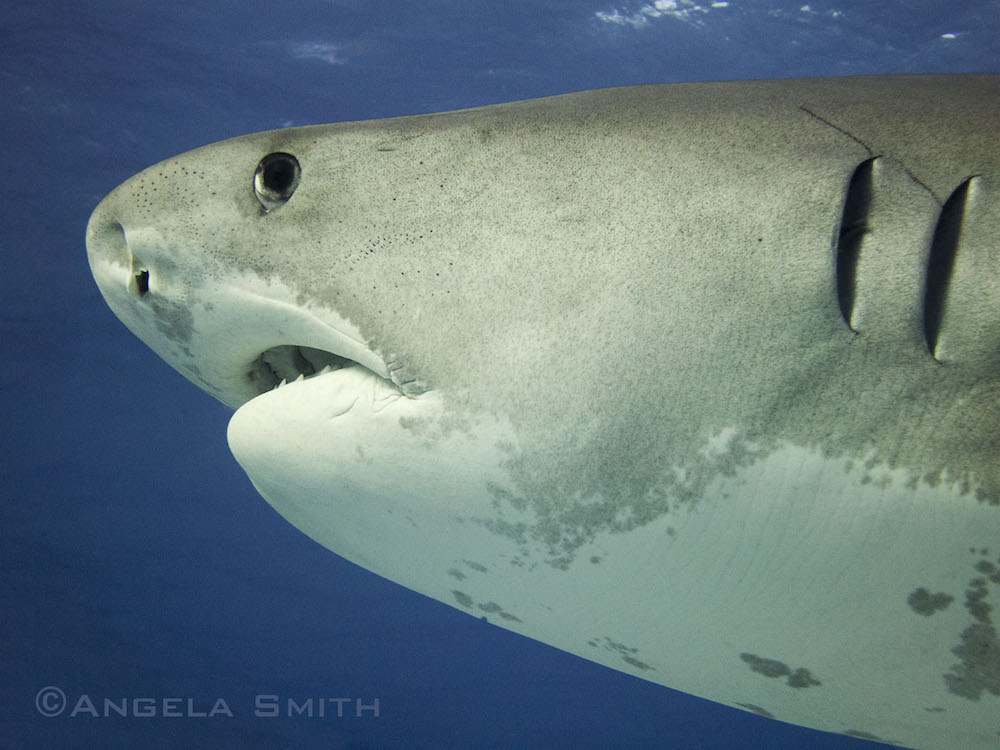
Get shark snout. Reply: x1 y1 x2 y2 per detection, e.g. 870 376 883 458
86 199 174 304
85 210 131 286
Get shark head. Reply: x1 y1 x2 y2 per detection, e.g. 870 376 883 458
85 118 523 571
85 142 406 408
87 76 1000 750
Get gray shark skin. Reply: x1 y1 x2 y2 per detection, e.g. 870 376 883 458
86 76 1000 749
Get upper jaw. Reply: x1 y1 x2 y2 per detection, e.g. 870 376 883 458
87 246 402 409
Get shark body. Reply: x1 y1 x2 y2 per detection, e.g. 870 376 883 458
86 76 1000 749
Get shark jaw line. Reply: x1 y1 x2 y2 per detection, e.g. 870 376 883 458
230 288 410 405
250 344 355 391
246 343 402 397
88 254 409 409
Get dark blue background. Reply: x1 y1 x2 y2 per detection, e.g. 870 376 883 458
3 1 997 747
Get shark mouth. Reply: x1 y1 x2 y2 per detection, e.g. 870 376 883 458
247 345 357 393
242 343 417 403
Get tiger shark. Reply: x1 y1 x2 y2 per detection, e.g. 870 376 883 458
85 75 1000 749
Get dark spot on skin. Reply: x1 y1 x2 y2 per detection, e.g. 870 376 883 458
149 295 195 345
740 653 822 688
597 637 655 671
486 481 528 512
843 730 886 741
476 125 495 144
590 556 601 564
480 429 771 568
463 560 489 573
476 601 522 623
945 623 1000 700
452 590 473 608
736 703 776 719
446 568 466 580
787 668 822 688
622 655 654 670
943 554 1000 700
482 517 529 546
740 653 790 678
908 587 955 616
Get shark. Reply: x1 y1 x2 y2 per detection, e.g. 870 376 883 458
85 75 1000 749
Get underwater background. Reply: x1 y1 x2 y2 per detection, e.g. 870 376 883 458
3 1 999 747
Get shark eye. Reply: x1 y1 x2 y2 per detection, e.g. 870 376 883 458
253 152 301 211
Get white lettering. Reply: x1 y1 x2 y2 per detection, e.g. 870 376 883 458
356 698 380 717
287 697 313 717
104 698 127 717
208 698 233 718
69 695 98 717
327 698 350 718
254 694 279 717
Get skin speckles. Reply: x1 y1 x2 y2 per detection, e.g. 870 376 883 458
481 429 771 569
450 590 521 623
452 590 473 608
908 587 955 616
480 516 529 548
148 295 196 345
588 637 655 671
127 162 206 217
786 668 823 688
740 653 822 688
842 729 888 742
735 703 776 719
447 561 520 621
397 411 472 442
944 549 1000 701
975 559 1000 582
502 553 533 570
476 601 521 623
486 481 528 512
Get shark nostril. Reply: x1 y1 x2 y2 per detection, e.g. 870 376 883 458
132 269 149 297
86 217 150 298
128 252 150 298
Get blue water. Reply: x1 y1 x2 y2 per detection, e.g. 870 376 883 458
2 1 997 748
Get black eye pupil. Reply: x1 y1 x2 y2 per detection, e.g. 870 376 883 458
254 152 301 211
264 160 295 193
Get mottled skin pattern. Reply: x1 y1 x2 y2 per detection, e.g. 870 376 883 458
87 76 1000 749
